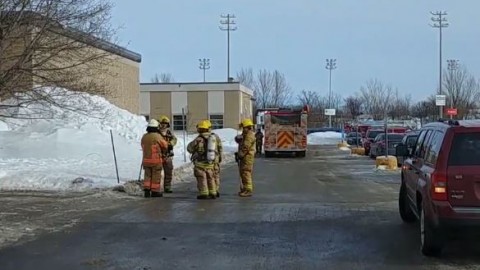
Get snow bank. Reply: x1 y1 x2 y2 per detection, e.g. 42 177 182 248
0 89 239 191
307 131 342 145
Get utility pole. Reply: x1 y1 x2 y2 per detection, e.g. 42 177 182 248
325 58 337 128
430 11 448 119
219 14 237 82
198 58 210 82
447 59 459 119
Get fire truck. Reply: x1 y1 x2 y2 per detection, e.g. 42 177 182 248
262 105 309 158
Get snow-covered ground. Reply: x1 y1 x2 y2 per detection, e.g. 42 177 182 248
307 131 343 145
0 90 239 191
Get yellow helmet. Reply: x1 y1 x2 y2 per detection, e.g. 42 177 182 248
239 119 254 128
204 119 212 129
158 115 170 127
197 120 210 130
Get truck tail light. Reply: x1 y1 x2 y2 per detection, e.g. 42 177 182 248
431 171 448 201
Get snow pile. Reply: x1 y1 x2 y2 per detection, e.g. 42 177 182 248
307 131 342 145
0 89 239 191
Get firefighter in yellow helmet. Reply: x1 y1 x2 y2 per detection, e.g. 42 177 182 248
187 120 217 199
204 119 223 197
157 115 177 193
236 118 256 197
141 119 169 197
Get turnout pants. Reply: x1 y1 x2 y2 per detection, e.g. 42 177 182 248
143 165 163 193
194 167 216 196
239 160 254 192
213 163 221 192
163 157 174 190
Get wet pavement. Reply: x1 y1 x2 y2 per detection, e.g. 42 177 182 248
1 145 479 270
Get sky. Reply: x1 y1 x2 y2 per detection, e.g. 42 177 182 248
111 0 480 101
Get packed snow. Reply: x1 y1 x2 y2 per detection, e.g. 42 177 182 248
307 131 343 145
0 89 239 191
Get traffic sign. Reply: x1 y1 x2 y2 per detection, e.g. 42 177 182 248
436 95 446 106
446 108 457 116
324 109 336 116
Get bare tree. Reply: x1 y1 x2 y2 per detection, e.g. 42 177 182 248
443 65 479 118
344 95 363 120
387 89 411 120
359 79 394 120
271 70 291 107
255 69 273 108
411 96 437 123
151 73 174 83
0 0 121 119
236 68 255 90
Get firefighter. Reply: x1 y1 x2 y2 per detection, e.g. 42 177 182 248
236 118 256 197
141 119 169 198
255 128 264 156
205 120 223 197
187 120 217 199
157 115 177 193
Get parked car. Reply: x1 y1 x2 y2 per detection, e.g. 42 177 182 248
363 127 408 155
369 133 405 158
346 132 362 146
395 131 419 166
362 129 384 155
396 120 480 256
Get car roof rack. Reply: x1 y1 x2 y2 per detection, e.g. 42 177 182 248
437 118 460 126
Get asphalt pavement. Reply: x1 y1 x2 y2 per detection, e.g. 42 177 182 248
0 145 479 270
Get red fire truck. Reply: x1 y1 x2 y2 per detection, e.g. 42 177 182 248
263 106 309 158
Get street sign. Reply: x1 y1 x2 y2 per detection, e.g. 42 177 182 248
446 108 457 116
435 95 446 106
324 109 336 116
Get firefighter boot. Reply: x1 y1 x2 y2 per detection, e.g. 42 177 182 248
208 194 217 199
237 188 246 196
216 191 220 198
239 190 253 197
144 189 151 198
197 194 209 200
151 191 163 197
164 188 173 194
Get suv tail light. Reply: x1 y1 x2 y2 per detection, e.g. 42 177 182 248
431 171 448 201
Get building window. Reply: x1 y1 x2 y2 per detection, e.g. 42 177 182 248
173 115 187 131
209 114 224 129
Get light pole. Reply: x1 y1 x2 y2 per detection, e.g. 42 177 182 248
219 14 237 82
198 58 210 82
325 58 337 128
447 59 459 119
430 11 448 119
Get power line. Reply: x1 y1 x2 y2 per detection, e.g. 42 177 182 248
430 11 448 119
198 58 210 82
219 14 237 82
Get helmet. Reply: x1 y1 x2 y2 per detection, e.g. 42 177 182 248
197 120 210 130
148 119 160 127
239 119 254 128
204 120 212 129
158 115 170 127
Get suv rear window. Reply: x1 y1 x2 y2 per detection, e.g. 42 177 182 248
368 131 382 139
387 134 404 141
448 132 480 166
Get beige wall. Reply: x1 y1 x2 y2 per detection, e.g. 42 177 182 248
102 56 140 113
150 92 171 120
187 91 208 131
4 26 141 114
224 91 241 130
0 25 34 99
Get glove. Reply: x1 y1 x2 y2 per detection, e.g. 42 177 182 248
234 152 239 162
168 144 173 151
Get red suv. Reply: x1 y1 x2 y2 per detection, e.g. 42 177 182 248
396 120 480 256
